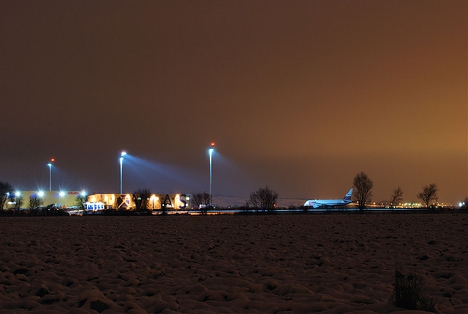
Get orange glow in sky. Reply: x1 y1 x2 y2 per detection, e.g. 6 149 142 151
0 1 466 204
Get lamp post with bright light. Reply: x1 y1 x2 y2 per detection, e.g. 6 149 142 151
47 158 54 191
208 143 215 206
119 151 127 194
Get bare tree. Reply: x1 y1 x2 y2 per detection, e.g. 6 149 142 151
191 192 210 209
390 186 403 208
417 184 438 208
0 181 13 211
191 193 203 209
29 195 44 210
133 189 152 211
14 195 24 211
75 194 87 212
353 172 373 210
248 186 278 211
202 192 211 206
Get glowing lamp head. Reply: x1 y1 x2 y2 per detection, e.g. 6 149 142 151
121 151 127 157
209 142 215 154
59 191 66 197
37 191 45 198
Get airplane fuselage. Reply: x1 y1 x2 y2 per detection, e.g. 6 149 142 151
304 188 353 209
303 199 351 208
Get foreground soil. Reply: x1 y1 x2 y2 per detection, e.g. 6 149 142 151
0 212 467 313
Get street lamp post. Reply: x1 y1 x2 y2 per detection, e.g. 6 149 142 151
47 158 54 191
119 151 127 194
208 143 215 207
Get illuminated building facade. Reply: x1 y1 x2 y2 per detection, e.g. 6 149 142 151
86 193 192 211
5 190 84 209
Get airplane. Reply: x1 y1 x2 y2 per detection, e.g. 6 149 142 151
304 188 353 209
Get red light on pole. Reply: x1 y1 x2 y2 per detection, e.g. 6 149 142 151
210 142 215 147
50 158 55 162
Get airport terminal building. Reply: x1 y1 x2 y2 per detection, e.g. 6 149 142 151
3 190 193 212
86 193 192 211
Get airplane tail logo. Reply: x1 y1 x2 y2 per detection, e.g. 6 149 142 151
343 188 353 202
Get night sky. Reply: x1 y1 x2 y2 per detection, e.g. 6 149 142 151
1 1 466 205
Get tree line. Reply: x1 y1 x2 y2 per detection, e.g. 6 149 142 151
247 172 465 211
352 172 446 210
0 181 45 211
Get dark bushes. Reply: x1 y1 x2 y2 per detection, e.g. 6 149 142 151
390 270 436 312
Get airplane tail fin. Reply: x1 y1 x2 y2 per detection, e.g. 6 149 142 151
343 188 353 202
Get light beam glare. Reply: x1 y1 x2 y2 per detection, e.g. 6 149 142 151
120 155 205 193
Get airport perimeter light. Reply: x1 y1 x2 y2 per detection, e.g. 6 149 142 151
208 142 215 206
47 158 54 191
119 151 127 194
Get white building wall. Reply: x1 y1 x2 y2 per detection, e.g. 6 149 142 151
6 191 83 209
